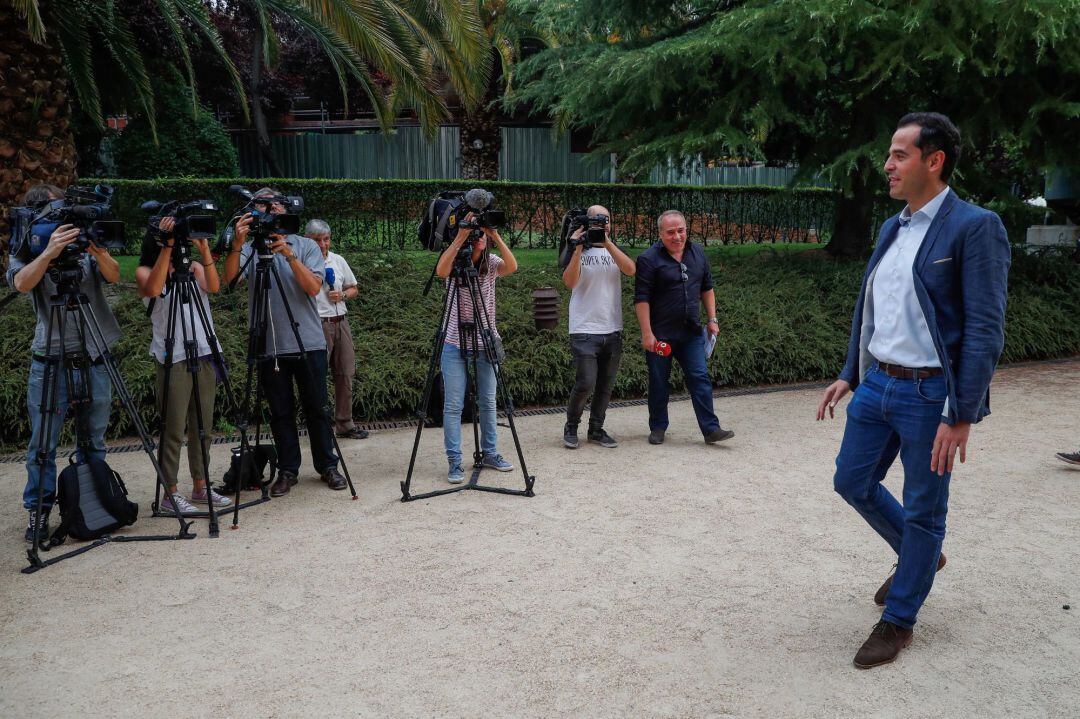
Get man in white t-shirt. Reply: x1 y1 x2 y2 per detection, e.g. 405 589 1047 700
560 205 636 448
305 220 367 440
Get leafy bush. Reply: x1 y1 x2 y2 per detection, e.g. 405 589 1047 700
110 82 240 180
1 250 1077 453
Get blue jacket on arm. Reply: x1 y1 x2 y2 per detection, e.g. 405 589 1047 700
838 190 1011 426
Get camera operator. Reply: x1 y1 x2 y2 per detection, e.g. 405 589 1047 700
135 217 232 515
305 219 367 440
559 205 635 449
222 188 347 496
434 216 518 484
6 184 121 541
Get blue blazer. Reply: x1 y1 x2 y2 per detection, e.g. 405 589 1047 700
838 190 1011 425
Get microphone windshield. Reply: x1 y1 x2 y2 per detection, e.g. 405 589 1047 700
325 267 336 288
464 188 493 211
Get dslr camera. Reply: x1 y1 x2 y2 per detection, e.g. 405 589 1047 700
8 184 126 264
418 188 505 251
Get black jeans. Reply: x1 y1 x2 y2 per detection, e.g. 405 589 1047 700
567 331 623 430
259 350 337 475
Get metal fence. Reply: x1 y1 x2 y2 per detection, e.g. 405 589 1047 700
234 127 815 187
96 178 837 252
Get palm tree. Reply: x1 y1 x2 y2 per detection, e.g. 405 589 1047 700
459 0 553 180
2 0 243 214
225 0 489 176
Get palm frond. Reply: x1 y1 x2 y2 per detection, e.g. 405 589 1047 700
12 0 46 42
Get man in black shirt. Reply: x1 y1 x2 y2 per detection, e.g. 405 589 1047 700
634 210 733 445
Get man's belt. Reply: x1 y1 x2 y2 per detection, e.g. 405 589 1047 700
877 361 943 380
322 315 345 324
32 353 106 367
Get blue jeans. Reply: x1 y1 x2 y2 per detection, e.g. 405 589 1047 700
645 332 719 435
833 364 951 629
441 343 497 467
24 358 112 510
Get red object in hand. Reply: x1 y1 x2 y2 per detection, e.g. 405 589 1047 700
654 341 672 357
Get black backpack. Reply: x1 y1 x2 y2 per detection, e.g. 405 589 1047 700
50 458 139 544
418 191 466 251
215 444 277 494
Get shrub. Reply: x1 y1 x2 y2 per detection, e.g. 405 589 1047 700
1 250 1077 453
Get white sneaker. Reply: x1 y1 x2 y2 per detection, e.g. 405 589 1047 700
161 493 200 515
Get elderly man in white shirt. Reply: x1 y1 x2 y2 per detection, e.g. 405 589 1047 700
305 220 367 440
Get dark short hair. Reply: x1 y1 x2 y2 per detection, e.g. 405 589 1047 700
897 112 962 182
21 184 64 205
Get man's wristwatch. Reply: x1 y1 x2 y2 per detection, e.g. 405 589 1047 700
707 318 719 325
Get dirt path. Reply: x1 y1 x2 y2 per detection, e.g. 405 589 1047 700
1 362 1078 718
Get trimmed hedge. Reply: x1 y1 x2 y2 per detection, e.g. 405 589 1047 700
87 177 838 252
1 249 1077 453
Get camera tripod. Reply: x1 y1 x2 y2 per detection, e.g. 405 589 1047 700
24 264 196 574
147 240 269 533
402 240 536 501
229 240 358 515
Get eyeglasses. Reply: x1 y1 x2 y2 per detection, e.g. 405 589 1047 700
679 262 688 282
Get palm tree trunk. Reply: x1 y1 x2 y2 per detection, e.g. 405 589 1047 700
250 24 282 177
459 69 501 180
0 8 78 236
1 8 79 286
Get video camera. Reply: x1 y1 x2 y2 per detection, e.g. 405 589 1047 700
142 198 219 244
219 185 304 254
7 184 125 264
563 207 609 249
418 188 505 251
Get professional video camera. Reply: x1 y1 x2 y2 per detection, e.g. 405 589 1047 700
218 185 304 254
561 207 609 249
7 184 125 263
142 199 219 244
418 188 506 251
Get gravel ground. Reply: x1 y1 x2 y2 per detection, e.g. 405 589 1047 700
0 361 1077 718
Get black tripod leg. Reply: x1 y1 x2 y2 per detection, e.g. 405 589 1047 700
177 283 219 536
402 281 456 500
153 287 179 517
26 305 65 568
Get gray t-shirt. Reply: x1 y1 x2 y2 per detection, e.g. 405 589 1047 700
239 234 326 356
6 253 121 360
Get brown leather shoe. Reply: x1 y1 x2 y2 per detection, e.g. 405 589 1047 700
270 470 298 497
853 620 913 669
875 553 947 605
321 467 347 490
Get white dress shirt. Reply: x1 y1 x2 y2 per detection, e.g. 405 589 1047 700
315 251 356 318
867 185 951 368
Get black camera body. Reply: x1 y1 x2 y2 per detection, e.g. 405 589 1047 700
222 185 304 255
564 207 609 249
8 184 125 264
419 188 505 251
143 198 219 243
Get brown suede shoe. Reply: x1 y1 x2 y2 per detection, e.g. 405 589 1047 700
853 620 913 669
874 553 947 606
270 470 298 497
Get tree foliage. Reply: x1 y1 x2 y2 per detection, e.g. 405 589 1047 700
512 0 1080 254
110 75 240 179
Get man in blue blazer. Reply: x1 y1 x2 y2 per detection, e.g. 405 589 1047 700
816 112 1011 668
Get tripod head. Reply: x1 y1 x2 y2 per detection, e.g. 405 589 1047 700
46 260 87 298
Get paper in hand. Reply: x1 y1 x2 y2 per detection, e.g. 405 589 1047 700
702 326 717 358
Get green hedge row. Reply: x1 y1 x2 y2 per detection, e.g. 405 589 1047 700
1 249 1078 453
87 177 839 252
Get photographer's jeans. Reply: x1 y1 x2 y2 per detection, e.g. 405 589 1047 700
644 332 719 435
24 359 111 510
441 342 497 468
833 364 951 630
259 350 338 475
567 331 623 430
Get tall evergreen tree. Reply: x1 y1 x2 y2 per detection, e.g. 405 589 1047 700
513 0 1080 255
